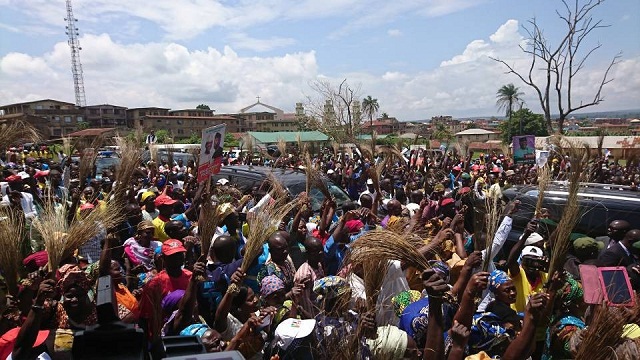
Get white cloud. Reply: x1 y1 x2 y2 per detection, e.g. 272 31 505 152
0 33 318 112
1 20 637 121
387 29 402 37
227 33 295 52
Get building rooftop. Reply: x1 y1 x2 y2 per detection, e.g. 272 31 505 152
247 131 329 143
454 128 497 136
68 128 116 137
0 99 76 108
126 107 171 111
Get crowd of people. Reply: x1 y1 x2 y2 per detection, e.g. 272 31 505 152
0 140 639 360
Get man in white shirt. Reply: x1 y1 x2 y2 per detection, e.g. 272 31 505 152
1 176 38 219
146 130 157 145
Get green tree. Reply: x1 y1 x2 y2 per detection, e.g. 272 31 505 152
155 129 170 144
362 95 380 129
465 122 478 130
497 108 549 144
196 104 211 110
496 83 524 120
76 121 89 130
224 133 239 148
381 112 389 119
432 123 453 145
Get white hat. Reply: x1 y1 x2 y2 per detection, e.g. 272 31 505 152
17 171 30 179
524 232 544 246
275 318 316 350
327 169 335 175
216 178 229 185
522 245 544 258
366 178 374 185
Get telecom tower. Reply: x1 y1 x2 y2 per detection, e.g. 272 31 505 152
64 0 86 107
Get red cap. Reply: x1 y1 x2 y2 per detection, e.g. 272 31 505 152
458 187 471 195
23 250 48 268
5 175 21 182
80 203 95 211
453 166 461 171
440 198 455 207
154 195 177 207
162 239 187 256
0 328 50 360
345 219 364 234
34 170 50 179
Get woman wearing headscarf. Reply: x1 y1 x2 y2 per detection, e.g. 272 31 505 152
123 220 162 272
542 274 586 360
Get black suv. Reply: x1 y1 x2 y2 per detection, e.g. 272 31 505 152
503 182 640 242
211 165 352 213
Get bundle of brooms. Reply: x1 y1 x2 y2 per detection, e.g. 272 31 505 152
0 120 39 147
534 165 552 218
0 208 27 296
33 192 125 273
547 137 590 278
481 193 502 272
574 305 628 360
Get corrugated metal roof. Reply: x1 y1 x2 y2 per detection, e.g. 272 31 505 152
68 128 116 137
247 131 329 143
454 128 496 136
535 136 640 149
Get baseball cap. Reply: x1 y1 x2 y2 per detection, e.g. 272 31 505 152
345 219 364 234
505 170 515 176
521 245 544 258
573 237 603 252
140 191 156 203
434 183 445 192
366 178 374 185
275 318 317 351
461 173 471 180
162 239 187 256
524 232 544 246
217 178 230 186
440 198 455 207
453 166 462 171
155 194 177 207
327 169 335 175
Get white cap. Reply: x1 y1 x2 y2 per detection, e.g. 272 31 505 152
217 178 229 185
522 245 544 258
366 179 374 185
275 318 316 350
17 171 30 179
327 169 335 175
524 232 544 246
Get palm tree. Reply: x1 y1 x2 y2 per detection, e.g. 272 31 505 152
496 84 524 120
362 95 380 131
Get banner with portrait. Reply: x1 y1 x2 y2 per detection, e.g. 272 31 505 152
512 135 536 164
197 124 226 183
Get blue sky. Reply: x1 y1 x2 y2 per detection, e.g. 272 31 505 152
1 0 638 121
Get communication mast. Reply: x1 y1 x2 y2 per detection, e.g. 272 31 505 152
64 0 86 107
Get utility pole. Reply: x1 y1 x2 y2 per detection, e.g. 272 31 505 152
65 0 86 107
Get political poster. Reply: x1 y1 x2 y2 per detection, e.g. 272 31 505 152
197 124 226 183
512 135 536 164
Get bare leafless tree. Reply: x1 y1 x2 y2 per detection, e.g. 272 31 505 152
302 78 362 142
491 0 621 134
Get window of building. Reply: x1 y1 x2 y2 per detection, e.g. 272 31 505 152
90 109 98 115
177 129 184 134
64 116 72 123
35 105 43 110
177 119 183 125
53 128 62 136
65 128 74 134
77 116 83 122
157 119 162 123
139 111 146 116
53 116 60 122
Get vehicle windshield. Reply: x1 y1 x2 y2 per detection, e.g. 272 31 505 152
287 179 351 212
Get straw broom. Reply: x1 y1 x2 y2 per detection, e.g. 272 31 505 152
346 229 431 272
113 136 144 204
199 189 219 257
534 165 551 218
305 153 332 199
227 174 299 292
0 120 40 146
574 305 627 360
34 195 125 273
0 208 27 296
547 138 589 278
482 194 502 272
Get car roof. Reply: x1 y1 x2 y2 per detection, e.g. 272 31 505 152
217 165 307 185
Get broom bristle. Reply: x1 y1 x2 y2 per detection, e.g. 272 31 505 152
535 165 551 217
548 136 590 277
305 153 332 200
114 136 144 204
0 120 40 146
574 305 627 360
346 229 431 272
482 195 502 272
0 208 27 296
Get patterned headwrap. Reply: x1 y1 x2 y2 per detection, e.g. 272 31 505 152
559 274 584 309
216 203 235 220
57 264 91 293
392 290 422 317
260 275 285 298
488 270 510 293
313 276 348 300
430 261 451 284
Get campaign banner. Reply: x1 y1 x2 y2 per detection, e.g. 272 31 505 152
197 124 226 183
512 135 536 164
